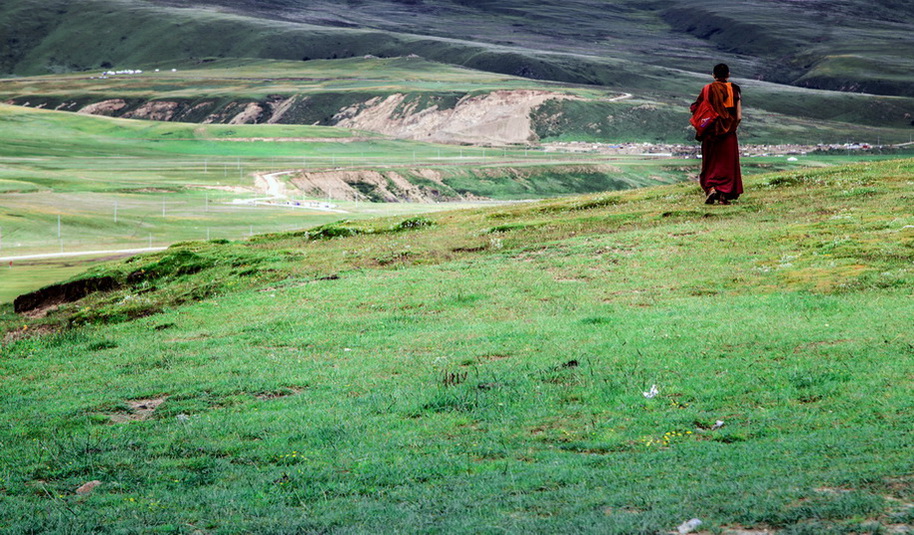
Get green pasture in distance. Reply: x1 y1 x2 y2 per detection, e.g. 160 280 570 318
0 57 582 100
7 56 914 147
0 199 479 304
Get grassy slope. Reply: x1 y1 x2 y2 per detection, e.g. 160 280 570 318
1 103 703 300
1 159 913 533
3 0 914 145
662 0 914 94
4 57 914 145
4 0 914 97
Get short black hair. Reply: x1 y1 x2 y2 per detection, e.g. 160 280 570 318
713 63 730 80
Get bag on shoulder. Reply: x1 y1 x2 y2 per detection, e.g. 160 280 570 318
690 85 719 140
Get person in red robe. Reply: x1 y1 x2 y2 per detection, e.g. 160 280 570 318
692 63 743 204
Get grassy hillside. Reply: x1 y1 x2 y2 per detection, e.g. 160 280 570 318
4 0 914 146
1 102 707 301
663 0 914 94
4 57 914 145
1 158 913 533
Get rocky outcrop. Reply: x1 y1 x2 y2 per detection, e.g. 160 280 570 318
290 169 456 202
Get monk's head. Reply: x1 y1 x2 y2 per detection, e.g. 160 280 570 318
713 63 730 81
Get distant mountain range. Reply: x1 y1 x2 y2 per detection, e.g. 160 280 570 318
3 0 914 97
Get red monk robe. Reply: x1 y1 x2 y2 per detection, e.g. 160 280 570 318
692 81 743 203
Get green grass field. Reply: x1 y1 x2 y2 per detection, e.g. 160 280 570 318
0 103 686 301
1 158 913 533
2 1 914 531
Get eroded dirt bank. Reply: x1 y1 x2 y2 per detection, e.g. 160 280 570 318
13 89 576 145
332 90 577 145
261 164 630 202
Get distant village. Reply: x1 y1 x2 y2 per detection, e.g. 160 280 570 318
93 68 177 79
544 141 896 159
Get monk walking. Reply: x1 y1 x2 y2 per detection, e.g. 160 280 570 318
692 63 743 204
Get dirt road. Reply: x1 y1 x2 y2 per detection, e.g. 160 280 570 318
0 247 166 263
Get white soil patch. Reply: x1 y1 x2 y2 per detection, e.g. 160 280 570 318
289 169 438 202
123 101 180 121
229 102 265 124
333 89 578 145
266 96 297 124
78 99 128 115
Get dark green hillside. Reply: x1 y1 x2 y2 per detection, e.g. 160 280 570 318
662 0 914 95
3 0 914 99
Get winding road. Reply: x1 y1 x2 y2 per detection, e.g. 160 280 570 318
238 170 347 213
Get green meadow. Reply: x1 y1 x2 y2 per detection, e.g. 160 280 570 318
0 101 688 301
2 100 911 303
1 157 913 533
2 0 914 532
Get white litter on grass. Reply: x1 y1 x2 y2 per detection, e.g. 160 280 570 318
712 420 725 430
677 518 703 534
642 384 659 398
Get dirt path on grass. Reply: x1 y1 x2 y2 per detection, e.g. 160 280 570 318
0 247 167 263
605 92 633 102
246 170 350 212
254 170 292 199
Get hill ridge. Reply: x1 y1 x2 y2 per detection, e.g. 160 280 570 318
3 0 914 98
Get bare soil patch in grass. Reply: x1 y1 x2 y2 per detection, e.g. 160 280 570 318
2 323 56 344
109 396 168 423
